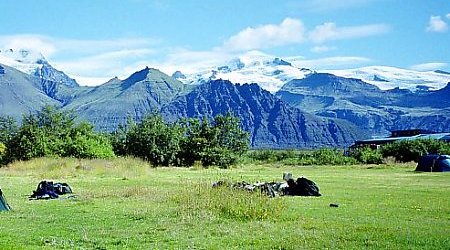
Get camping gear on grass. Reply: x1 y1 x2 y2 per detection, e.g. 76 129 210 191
415 155 450 172
0 188 11 211
285 176 321 196
212 172 321 197
29 181 73 200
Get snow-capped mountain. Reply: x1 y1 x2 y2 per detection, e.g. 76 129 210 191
173 52 450 93
0 48 46 74
0 48 78 87
323 66 450 91
173 51 315 93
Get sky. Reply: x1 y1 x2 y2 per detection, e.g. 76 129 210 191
0 0 449 85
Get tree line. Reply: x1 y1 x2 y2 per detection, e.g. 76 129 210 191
1 106 449 167
0 106 249 168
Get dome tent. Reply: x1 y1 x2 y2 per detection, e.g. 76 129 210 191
0 188 11 211
415 155 450 172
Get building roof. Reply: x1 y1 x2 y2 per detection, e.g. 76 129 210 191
353 132 450 147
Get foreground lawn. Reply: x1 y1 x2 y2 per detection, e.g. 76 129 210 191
0 158 449 249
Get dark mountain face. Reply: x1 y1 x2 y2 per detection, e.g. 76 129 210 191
33 62 84 104
392 82 450 108
0 64 61 121
277 74 450 136
161 79 363 148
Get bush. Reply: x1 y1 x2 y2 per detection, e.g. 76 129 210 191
247 149 297 163
2 106 115 164
246 148 357 166
126 113 183 166
350 147 383 164
68 124 115 159
0 142 6 164
311 148 357 165
117 112 250 168
380 139 450 163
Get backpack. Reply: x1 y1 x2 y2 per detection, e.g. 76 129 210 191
286 177 321 196
30 181 73 199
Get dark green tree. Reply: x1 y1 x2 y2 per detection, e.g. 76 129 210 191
67 122 115 159
177 117 213 166
199 112 250 168
381 139 450 162
0 116 18 164
5 106 114 163
126 113 184 166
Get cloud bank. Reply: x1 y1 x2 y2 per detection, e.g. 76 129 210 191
426 15 448 33
222 18 305 52
308 23 389 43
410 62 448 71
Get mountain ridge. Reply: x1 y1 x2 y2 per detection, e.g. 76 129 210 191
1 50 450 147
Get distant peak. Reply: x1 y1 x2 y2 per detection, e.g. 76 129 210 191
270 58 292 66
434 70 450 75
124 67 150 83
172 70 186 79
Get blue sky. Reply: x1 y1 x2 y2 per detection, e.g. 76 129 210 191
0 0 449 85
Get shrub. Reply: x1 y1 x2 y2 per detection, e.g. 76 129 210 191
64 122 114 159
176 113 249 168
246 148 357 166
0 142 6 164
2 106 115 163
380 139 450 162
126 113 183 166
247 149 297 163
309 148 357 165
350 146 383 164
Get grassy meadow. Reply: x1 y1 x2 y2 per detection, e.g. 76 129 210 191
0 157 449 249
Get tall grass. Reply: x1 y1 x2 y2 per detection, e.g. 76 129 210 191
173 182 287 221
1 156 152 179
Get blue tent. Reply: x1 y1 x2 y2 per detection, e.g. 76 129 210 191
415 155 450 172
0 189 11 211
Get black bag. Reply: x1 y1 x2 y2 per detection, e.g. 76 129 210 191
30 181 73 199
286 177 321 196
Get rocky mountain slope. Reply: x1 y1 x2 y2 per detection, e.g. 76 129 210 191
161 79 362 148
276 73 450 136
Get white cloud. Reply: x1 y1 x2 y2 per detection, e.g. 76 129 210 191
311 45 336 53
53 49 155 76
0 34 56 56
221 18 389 51
309 22 390 43
447 13 450 19
426 16 448 33
147 48 233 75
289 56 371 69
221 18 306 52
410 62 448 71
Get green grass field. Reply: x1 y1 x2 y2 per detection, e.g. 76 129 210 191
0 157 449 249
